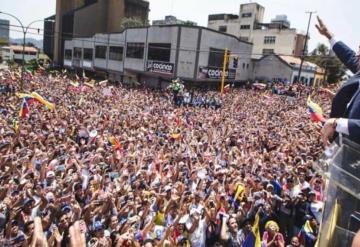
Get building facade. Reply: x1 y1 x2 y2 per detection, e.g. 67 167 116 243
63 25 253 87
47 0 149 65
43 15 56 60
0 19 10 45
208 3 307 59
253 54 322 85
1 45 39 62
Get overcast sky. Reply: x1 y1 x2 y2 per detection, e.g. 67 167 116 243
1 0 359 51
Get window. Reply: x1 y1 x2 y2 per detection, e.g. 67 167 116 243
264 36 276 44
218 26 227 32
95 46 107 59
65 49 72 60
73 47 82 59
208 48 229 68
109 46 123 61
83 48 93 60
240 25 250 30
246 63 249 69
241 13 252 18
148 43 171 62
242 63 245 69
262 49 274 55
126 42 144 59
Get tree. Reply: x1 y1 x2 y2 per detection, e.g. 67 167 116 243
120 17 145 30
182 21 196 26
311 43 329 56
306 43 347 84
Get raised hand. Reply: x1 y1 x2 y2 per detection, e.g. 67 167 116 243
315 16 333 39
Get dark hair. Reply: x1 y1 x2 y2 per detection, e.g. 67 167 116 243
24 220 34 233
143 239 155 245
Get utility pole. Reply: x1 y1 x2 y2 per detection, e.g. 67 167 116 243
297 11 316 85
0 11 54 90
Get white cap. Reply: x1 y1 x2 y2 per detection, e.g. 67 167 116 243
46 171 55 178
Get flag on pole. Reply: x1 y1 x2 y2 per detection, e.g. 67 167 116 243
242 213 261 247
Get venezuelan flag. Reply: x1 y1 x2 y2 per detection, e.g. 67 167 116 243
108 136 121 150
307 97 325 123
242 213 261 247
31 92 55 110
19 99 30 118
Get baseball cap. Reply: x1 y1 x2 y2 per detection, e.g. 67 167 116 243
23 198 35 206
61 204 72 213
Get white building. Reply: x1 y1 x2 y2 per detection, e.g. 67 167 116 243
63 25 253 87
1 45 39 62
208 3 307 59
253 54 322 85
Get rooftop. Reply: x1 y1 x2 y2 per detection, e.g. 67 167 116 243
8 45 38 53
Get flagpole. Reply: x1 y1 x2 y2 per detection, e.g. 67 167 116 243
221 48 228 95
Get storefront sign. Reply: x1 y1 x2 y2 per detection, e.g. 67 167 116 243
198 67 236 79
147 61 174 75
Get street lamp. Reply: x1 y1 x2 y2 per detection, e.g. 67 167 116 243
0 11 54 89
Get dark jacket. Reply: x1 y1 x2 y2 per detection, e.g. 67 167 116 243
331 41 360 144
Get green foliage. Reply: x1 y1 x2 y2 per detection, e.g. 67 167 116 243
306 43 347 84
182 21 197 26
120 17 145 30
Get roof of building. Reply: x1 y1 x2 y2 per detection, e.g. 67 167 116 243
257 54 324 72
279 55 318 69
9 45 38 53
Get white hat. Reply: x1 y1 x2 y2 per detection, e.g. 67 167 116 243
46 171 55 178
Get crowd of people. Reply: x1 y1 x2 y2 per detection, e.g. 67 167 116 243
0 68 331 247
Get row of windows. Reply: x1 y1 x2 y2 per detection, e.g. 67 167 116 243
219 24 251 32
65 43 172 62
66 45 248 71
262 49 274 55
264 36 276 44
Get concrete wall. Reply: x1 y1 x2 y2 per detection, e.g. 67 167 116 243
198 29 253 80
251 29 297 59
94 33 109 70
294 34 307 57
147 26 178 64
253 55 292 81
73 2 107 37
208 19 240 37
108 33 126 72
124 28 147 71
177 27 198 79
107 0 125 33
